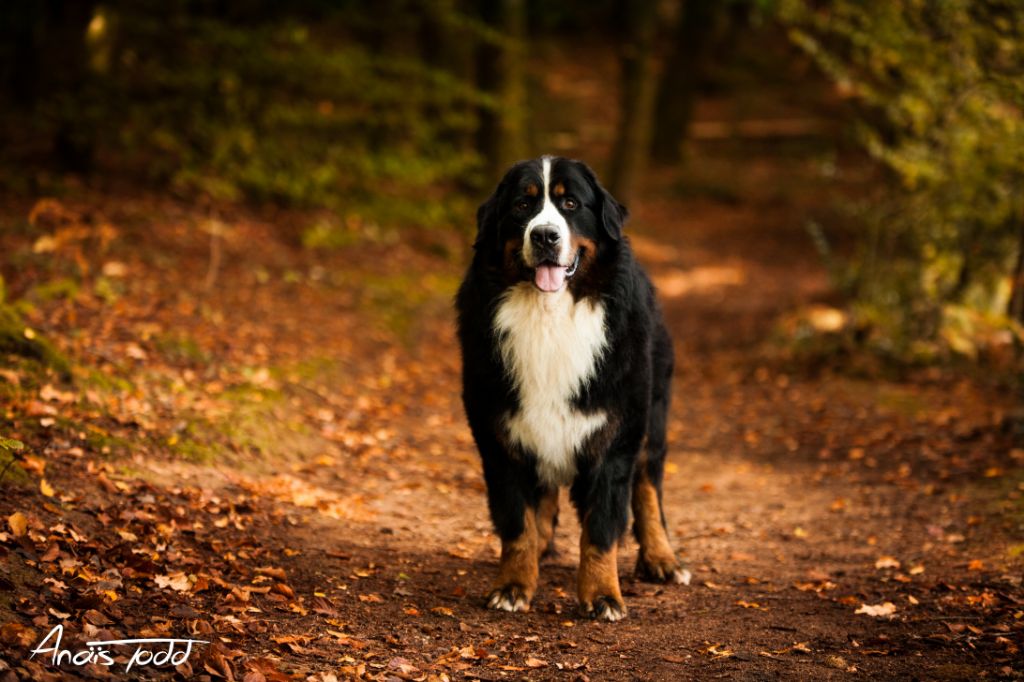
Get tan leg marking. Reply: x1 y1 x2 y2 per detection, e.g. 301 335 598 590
577 526 626 621
487 507 539 612
633 471 686 584
536 489 559 558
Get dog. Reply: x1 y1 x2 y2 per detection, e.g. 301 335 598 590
456 156 684 622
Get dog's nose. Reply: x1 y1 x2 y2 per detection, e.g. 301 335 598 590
530 226 560 247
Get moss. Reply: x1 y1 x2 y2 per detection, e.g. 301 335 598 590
153 333 210 365
168 435 219 464
0 303 72 379
354 271 460 342
28 277 80 303
276 356 340 382
81 368 136 394
219 383 283 404
82 425 133 457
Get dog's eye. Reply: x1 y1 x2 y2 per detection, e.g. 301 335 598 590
515 199 531 211
562 197 578 211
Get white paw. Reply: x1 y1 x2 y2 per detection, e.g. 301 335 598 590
672 568 693 586
487 587 530 612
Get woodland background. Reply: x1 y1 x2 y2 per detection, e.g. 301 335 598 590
0 1 1022 680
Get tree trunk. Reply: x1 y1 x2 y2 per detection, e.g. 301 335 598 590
607 0 658 206
43 0 98 172
475 0 527 180
0 1 44 109
1008 207 1024 323
649 0 716 165
421 0 475 154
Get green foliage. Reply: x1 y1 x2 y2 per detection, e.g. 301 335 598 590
0 437 25 455
22 2 485 223
779 0 1024 359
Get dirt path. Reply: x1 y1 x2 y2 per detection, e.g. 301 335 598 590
0 158 1021 682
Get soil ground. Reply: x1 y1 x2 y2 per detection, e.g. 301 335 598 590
1 47 1023 682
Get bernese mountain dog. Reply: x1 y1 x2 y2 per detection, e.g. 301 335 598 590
456 156 684 622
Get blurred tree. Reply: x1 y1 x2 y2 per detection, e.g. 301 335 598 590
781 0 1024 358
608 0 658 205
419 0 480 170
1 0 99 172
649 0 717 165
475 0 527 179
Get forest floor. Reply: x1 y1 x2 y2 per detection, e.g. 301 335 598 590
1 50 1024 682
0 154 1022 681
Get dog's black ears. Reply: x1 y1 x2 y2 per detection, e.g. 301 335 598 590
579 162 628 241
599 186 628 242
474 179 504 250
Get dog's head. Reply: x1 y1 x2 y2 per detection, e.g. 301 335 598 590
474 156 627 294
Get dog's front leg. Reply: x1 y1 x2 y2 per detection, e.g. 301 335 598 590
572 449 635 622
489 506 539 612
479 447 542 612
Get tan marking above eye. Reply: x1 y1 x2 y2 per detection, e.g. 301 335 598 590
553 182 566 197
525 184 539 197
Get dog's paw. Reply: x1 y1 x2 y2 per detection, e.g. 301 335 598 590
486 584 532 612
636 552 691 585
580 595 627 622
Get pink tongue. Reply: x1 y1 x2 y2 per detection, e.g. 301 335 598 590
535 264 567 292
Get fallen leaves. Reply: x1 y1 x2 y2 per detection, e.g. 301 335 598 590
255 566 287 580
154 572 193 592
703 643 734 658
7 511 28 537
874 556 900 570
794 579 836 593
824 654 857 672
855 602 897 618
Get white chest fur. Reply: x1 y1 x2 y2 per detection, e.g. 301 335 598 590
493 283 609 486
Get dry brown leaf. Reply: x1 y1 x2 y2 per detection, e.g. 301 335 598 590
154 572 192 592
704 644 733 658
7 512 28 537
271 583 294 598
0 622 37 647
874 556 900 570
855 602 897 618
255 566 287 580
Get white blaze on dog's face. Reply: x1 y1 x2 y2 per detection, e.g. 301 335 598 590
522 156 574 293
473 155 627 296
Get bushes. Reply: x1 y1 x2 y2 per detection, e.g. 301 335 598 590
779 0 1024 361
1 1 484 222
